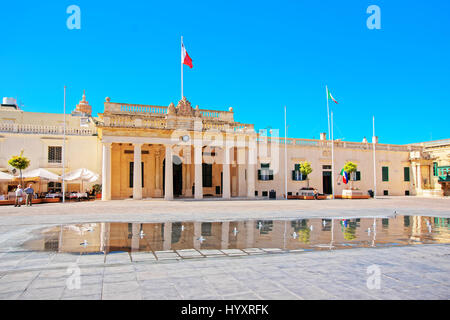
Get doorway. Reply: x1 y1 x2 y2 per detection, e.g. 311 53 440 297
322 171 332 194
162 156 183 197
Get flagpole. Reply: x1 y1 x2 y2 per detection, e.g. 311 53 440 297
181 36 183 99
372 116 376 198
326 85 330 140
62 86 66 204
284 105 288 200
331 111 335 199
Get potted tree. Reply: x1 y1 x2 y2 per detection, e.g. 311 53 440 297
8 150 30 187
299 161 313 188
93 184 102 199
341 161 365 198
343 161 357 189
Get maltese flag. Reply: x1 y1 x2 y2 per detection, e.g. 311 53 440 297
181 42 193 68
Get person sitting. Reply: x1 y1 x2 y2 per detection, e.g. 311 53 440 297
313 188 318 200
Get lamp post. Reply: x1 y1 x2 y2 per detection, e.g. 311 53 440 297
62 86 66 203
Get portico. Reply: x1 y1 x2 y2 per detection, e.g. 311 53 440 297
98 97 256 200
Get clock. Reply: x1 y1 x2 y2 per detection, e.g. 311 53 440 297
181 135 190 142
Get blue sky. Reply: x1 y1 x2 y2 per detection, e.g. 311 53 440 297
0 0 449 144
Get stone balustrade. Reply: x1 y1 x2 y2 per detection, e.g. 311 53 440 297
104 102 235 122
0 122 96 136
259 136 423 152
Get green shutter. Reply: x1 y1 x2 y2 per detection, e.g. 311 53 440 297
258 169 261 180
261 163 270 168
356 171 361 181
269 170 274 180
294 164 300 171
382 167 389 181
404 167 410 181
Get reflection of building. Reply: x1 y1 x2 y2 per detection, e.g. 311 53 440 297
25 216 450 253
1 94 449 199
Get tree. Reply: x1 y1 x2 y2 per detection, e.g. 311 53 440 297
8 150 30 187
299 161 313 188
343 161 358 189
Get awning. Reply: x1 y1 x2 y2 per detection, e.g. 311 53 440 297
0 171 13 181
64 168 99 183
21 168 60 181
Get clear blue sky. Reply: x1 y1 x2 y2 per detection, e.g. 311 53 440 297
1 0 449 144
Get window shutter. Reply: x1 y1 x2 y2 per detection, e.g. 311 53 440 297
258 170 261 180
404 167 410 181
269 170 274 180
356 171 361 181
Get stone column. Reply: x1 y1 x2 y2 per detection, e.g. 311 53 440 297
247 141 256 198
131 223 140 251
193 222 202 250
163 222 172 251
164 145 173 200
417 164 422 190
154 149 161 197
222 146 231 199
133 143 142 200
221 221 229 249
185 148 192 197
101 142 112 200
194 145 203 199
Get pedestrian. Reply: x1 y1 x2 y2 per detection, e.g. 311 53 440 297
313 188 318 200
24 183 34 206
14 185 24 207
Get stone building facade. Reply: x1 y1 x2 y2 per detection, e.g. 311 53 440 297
0 93 449 199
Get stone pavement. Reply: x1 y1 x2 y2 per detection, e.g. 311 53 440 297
0 244 449 300
0 197 449 300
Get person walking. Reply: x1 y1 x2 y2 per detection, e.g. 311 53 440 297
14 185 24 207
24 184 34 206
313 188 318 200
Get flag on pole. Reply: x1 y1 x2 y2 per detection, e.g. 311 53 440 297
340 168 349 184
181 42 193 68
327 89 338 104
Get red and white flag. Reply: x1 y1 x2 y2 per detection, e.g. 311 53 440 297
181 42 193 68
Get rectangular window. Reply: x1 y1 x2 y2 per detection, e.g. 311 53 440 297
258 164 273 181
48 146 62 163
350 171 361 181
262 191 268 197
383 190 388 195
129 162 144 188
382 166 389 181
202 163 212 187
404 167 410 181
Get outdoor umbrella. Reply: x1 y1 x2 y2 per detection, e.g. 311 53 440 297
64 168 99 193
21 168 60 194
0 171 13 181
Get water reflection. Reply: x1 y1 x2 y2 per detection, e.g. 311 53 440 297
23 215 450 255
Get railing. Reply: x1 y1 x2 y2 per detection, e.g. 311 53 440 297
104 102 234 122
257 136 423 152
100 115 253 132
104 102 168 115
0 123 96 136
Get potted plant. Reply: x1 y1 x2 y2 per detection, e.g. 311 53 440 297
343 161 357 189
299 161 313 188
93 184 102 199
8 150 30 187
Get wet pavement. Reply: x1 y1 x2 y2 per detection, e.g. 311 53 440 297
0 244 449 300
0 198 449 299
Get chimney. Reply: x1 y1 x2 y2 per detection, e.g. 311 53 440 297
372 136 378 144
320 132 327 140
